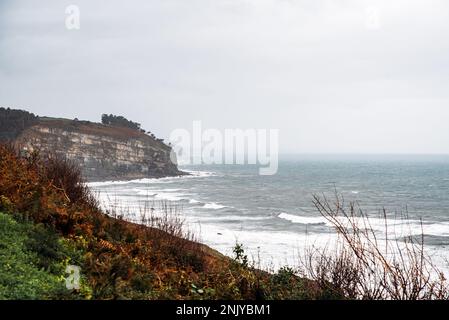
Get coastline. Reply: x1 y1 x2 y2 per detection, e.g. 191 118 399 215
85 169 190 183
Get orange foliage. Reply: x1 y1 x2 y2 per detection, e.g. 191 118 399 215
0 144 235 299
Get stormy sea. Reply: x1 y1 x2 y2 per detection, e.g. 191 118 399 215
88 154 449 272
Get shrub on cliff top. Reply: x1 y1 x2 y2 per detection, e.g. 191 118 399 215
101 114 143 132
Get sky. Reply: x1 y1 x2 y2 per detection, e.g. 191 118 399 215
1 0 449 154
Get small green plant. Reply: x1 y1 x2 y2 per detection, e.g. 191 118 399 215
232 243 248 268
273 267 296 286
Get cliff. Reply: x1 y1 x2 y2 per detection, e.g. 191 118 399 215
1 108 183 181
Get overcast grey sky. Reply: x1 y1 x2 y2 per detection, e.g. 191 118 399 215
1 0 449 153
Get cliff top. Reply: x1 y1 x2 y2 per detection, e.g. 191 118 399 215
38 117 168 147
0 107 171 150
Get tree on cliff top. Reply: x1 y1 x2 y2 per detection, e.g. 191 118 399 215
0 107 38 140
101 114 143 132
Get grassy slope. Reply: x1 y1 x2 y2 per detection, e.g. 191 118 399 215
0 212 60 299
0 212 90 299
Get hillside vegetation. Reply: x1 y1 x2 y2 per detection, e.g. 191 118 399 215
0 144 324 300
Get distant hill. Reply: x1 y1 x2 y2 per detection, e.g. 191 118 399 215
0 107 184 181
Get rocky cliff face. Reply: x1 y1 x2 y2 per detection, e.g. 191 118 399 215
13 118 183 181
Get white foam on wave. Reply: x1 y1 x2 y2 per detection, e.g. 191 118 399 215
132 188 157 196
132 190 187 202
278 213 326 225
186 220 337 270
408 222 449 237
93 185 189 203
87 170 216 188
277 212 449 238
132 187 197 203
87 180 134 187
154 192 189 202
201 215 271 222
87 177 173 188
181 169 217 177
151 188 182 192
189 219 449 274
136 191 158 197
203 202 228 210
133 188 183 194
278 212 412 229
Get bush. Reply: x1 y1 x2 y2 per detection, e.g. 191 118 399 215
44 155 98 210
298 193 449 300
101 114 142 131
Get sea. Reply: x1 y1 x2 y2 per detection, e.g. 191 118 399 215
88 154 449 272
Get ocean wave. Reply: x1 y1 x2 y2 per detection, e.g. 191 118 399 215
277 212 449 238
203 202 228 210
133 188 183 194
87 177 172 187
409 222 449 237
202 215 271 222
181 169 218 177
153 192 188 202
130 187 190 202
277 212 414 229
87 180 135 187
151 188 183 192
135 190 158 197
87 170 216 188
278 213 326 225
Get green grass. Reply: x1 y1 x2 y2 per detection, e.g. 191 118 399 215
0 212 88 300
